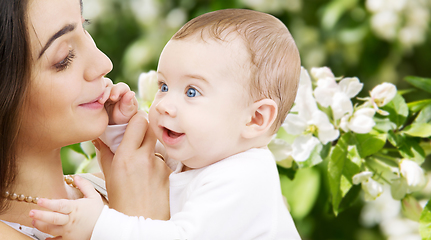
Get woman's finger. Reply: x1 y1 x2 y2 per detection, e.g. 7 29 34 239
93 139 113 181
116 110 149 152
139 124 157 153
47 237 62 240
73 176 101 199
29 209 69 226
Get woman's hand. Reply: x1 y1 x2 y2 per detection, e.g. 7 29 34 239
94 110 172 219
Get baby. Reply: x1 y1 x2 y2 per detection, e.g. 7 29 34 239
30 9 302 240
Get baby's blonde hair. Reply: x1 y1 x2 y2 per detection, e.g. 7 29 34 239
172 9 301 132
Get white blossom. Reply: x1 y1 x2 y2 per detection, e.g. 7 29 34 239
353 171 374 185
284 68 339 144
138 70 159 102
281 68 339 162
313 70 363 120
310 66 335 80
340 108 376 134
268 138 294 168
290 134 321 162
353 171 383 201
370 10 399 40
399 159 427 193
366 0 428 49
363 178 384 201
370 82 397 107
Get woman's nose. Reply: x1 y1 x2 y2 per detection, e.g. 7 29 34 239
83 36 113 82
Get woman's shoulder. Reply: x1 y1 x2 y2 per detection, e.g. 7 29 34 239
0 221 34 239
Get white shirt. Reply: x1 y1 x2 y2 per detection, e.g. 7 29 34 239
91 148 301 240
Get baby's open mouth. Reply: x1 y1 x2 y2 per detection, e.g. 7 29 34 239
166 129 184 138
162 127 185 145
166 128 184 138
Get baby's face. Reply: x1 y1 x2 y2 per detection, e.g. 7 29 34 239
149 36 252 169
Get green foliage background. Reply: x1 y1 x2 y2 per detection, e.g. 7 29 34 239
61 0 431 239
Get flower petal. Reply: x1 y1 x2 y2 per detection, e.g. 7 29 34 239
331 92 353 120
310 66 335 80
353 171 374 185
138 70 159 102
283 114 307 135
291 134 320 162
339 77 363 98
370 82 397 107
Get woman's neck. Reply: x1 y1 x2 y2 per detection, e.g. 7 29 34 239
0 147 81 227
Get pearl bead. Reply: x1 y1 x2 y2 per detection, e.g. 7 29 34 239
3 175 77 204
10 193 17 200
64 176 73 185
18 194 25 201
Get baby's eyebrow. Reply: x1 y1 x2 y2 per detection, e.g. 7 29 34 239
184 74 208 83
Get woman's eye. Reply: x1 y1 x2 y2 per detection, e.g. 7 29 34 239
186 87 201 97
54 50 75 72
161 83 168 92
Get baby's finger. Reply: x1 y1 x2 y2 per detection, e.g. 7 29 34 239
73 175 100 199
109 82 131 102
99 78 114 104
32 219 65 237
29 210 70 226
119 91 138 116
37 198 73 214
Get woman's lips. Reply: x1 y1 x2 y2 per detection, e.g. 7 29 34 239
162 127 185 145
79 93 104 109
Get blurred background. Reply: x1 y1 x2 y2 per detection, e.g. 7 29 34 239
61 0 431 239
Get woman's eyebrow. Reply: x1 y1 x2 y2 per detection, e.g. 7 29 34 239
38 23 76 59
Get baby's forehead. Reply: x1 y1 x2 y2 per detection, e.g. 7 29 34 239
187 32 252 67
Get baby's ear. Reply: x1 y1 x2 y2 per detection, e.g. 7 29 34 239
241 99 277 139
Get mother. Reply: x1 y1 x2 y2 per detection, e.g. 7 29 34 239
0 0 171 238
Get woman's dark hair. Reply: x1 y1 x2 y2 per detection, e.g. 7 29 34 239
0 0 31 213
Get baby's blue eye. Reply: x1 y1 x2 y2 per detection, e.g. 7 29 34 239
161 83 168 92
186 87 200 97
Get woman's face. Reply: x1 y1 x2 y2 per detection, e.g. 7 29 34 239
21 0 113 149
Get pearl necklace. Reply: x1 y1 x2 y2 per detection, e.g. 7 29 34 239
3 175 77 204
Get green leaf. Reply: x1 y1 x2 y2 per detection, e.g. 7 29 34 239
381 94 409 129
280 167 320 220
277 165 297 181
327 133 362 215
388 131 425 164
405 76 431 94
338 184 361 213
403 123 431 137
373 117 397 133
67 143 87 157
355 132 387 158
408 99 431 113
321 0 358 30
415 104 431 124
420 200 431 239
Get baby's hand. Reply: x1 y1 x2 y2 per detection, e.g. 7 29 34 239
103 78 138 125
29 176 104 240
